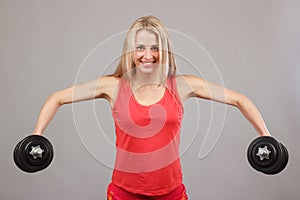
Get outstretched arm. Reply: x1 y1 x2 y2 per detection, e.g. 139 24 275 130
178 75 271 136
33 76 118 135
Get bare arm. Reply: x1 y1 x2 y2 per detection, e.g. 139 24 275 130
33 76 118 135
177 75 271 136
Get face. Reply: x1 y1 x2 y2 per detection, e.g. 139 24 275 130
133 29 159 74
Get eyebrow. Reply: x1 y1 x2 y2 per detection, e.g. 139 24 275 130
135 44 159 47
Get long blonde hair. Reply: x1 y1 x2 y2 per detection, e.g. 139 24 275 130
112 15 176 83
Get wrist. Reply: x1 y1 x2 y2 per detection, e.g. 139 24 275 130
32 132 43 136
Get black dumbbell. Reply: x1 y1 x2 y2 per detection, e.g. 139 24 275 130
13 135 54 173
247 136 289 175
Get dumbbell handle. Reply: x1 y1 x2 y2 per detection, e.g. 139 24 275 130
256 146 271 161
29 145 44 159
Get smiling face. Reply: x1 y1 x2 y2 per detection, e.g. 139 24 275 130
133 29 160 74
114 16 177 83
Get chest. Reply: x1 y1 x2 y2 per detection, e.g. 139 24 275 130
132 86 166 106
113 86 183 134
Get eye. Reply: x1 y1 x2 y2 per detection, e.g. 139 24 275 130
151 46 159 51
135 45 145 51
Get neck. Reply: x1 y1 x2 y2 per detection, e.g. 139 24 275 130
132 69 162 88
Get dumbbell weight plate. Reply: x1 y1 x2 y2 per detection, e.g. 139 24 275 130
247 136 286 175
262 142 289 175
13 135 54 173
261 141 285 175
271 143 289 175
13 138 30 172
281 143 289 169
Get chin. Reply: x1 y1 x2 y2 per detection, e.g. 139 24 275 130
137 63 158 74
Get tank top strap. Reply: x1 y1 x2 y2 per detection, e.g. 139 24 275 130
166 76 183 108
114 76 182 109
116 78 131 98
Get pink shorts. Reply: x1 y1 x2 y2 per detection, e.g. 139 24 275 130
107 183 188 200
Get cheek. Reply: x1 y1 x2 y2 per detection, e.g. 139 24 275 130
133 52 143 63
132 53 138 66
154 52 159 59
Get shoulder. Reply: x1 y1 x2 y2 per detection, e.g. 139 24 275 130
176 74 204 83
175 75 206 101
98 76 119 89
97 76 119 100
175 75 205 89
174 75 194 102
99 75 119 85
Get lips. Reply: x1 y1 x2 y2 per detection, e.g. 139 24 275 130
140 61 156 66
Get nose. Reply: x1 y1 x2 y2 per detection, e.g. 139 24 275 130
144 48 153 59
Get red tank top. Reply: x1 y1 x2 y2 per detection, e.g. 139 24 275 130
111 77 184 196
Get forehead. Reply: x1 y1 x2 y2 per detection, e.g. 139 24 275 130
135 29 158 44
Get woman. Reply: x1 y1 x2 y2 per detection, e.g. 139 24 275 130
33 16 271 200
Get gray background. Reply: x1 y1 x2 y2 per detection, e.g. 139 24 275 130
1 0 299 199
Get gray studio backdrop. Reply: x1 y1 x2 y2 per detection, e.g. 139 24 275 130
1 0 299 200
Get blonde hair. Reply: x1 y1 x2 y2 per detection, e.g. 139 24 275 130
112 15 176 83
